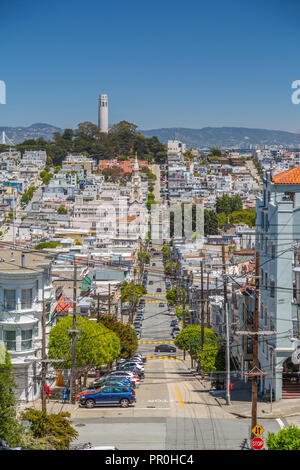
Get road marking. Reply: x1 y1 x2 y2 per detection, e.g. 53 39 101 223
276 418 285 429
175 386 184 408
142 356 180 360
138 340 174 344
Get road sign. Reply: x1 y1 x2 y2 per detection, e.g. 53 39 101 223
252 424 264 437
251 437 264 450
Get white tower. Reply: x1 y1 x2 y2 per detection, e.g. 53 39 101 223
98 94 108 133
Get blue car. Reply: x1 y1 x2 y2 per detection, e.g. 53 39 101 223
79 385 136 408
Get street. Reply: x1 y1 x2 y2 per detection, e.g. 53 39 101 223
70 255 282 450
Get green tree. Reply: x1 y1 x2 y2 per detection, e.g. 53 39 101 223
20 408 78 450
166 288 178 306
266 425 300 450
204 209 218 235
99 315 138 359
35 241 62 249
174 325 219 368
121 281 147 304
57 206 68 214
48 317 121 377
0 346 22 447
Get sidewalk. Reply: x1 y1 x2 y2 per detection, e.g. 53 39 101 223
190 370 300 420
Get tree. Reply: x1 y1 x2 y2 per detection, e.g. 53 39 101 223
57 206 68 214
20 408 78 450
99 315 138 359
174 325 219 369
204 209 218 235
266 425 300 450
0 345 22 447
209 147 222 157
121 281 146 304
35 241 62 249
48 316 121 378
166 288 178 306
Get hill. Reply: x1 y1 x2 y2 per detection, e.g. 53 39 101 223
0 123 62 144
140 126 300 149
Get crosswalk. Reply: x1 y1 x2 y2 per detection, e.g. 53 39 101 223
144 294 166 297
138 340 174 344
146 355 180 360
145 300 168 304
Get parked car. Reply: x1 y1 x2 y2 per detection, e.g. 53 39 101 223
118 364 144 378
149 280 153 285
170 320 178 327
159 302 164 307
133 353 146 363
108 371 140 386
92 376 134 389
156 288 162 292
118 362 145 374
122 360 145 371
79 386 136 408
155 344 176 353
135 315 144 321
152 262 156 266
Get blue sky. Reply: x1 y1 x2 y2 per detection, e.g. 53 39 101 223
1 0 300 131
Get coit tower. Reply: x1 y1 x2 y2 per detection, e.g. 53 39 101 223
98 94 108 133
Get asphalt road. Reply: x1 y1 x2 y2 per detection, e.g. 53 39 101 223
71 255 281 450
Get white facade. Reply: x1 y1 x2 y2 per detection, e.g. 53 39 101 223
0 251 54 404
168 140 186 155
98 94 109 134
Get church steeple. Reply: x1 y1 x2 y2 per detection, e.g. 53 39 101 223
130 153 142 204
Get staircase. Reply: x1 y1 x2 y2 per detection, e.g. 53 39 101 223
282 382 300 399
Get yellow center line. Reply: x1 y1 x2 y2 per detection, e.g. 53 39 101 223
175 386 184 408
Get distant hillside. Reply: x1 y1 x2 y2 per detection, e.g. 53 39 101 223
140 127 300 149
0 123 62 144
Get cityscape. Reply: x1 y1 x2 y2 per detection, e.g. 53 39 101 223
1 0 300 456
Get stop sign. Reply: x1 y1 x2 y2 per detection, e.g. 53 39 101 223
251 437 264 450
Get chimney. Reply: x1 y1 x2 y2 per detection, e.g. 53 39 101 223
21 253 26 268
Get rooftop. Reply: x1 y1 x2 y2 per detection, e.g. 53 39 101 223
0 249 52 274
272 165 300 184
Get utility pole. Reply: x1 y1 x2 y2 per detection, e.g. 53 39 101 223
108 283 111 316
201 260 204 350
222 245 231 406
251 251 260 437
96 293 100 322
41 295 47 412
207 271 210 327
69 260 78 404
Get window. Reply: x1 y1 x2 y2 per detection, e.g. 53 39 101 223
261 301 264 319
264 308 268 326
265 272 268 290
271 243 275 259
270 280 275 298
4 330 16 351
21 289 32 309
4 289 16 310
21 329 32 350
33 324 39 337
265 237 268 255
270 313 275 331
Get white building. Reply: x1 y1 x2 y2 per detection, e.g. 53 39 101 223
0 250 54 404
